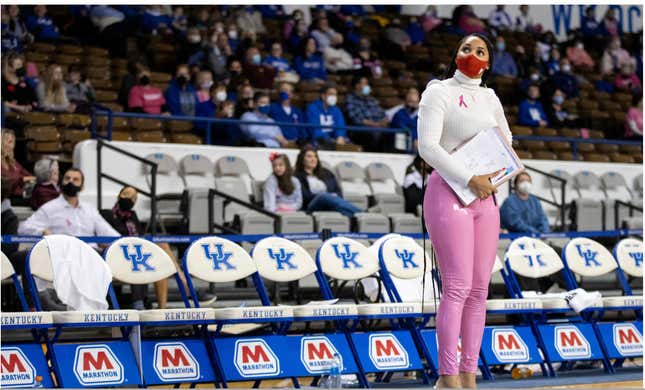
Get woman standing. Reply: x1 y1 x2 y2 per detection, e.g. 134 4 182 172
418 33 512 389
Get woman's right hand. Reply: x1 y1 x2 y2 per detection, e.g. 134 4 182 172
467 169 504 200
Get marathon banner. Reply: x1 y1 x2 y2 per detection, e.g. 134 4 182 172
350 331 424 373
140 339 216 385
536 323 604 362
1 344 54 388
596 321 643 359
479 326 544 365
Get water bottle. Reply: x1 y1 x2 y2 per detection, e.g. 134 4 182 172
327 353 342 388
511 366 533 379
33 376 44 388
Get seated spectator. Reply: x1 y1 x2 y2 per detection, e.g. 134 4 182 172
118 58 145 109
283 9 305 41
581 6 603 41
614 62 642 95
518 84 548 128
488 5 513 32
421 5 442 33
294 146 361 217
195 70 216 130
515 4 538 33
65 64 95 113
500 172 550 234
403 155 431 214
257 5 285 19
305 85 349 147
345 76 388 151
288 17 309 54
518 66 544 94
236 6 266 35
171 5 187 34
513 44 532 79
545 88 579 129
141 5 173 35
242 46 277 89
165 64 197 117
601 38 633 75
263 42 300 84
624 96 643 139
454 5 485 35
268 82 306 143
491 36 518 78
601 7 622 38
182 27 204 65
545 47 561 76
1 129 34 199
101 186 187 310
323 34 353 73
194 30 232 82
226 59 246 92
263 153 302 213
26 5 59 42
37 63 76 113
552 59 579 98
89 5 127 57
128 67 168 114
535 31 556 63
2 52 37 113
311 15 339 50
384 18 412 56
214 100 244 146
566 39 594 70
391 88 420 150
240 92 288 148
295 38 327 83
227 23 241 53
2 5 33 53
234 82 255 116
31 157 59 210
212 83 229 104
1 178 18 258
356 37 384 79
406 16 425 45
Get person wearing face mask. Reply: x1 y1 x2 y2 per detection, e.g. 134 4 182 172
551 58 579 98
515 5 538 34
242 46 277 89
322 34 354 72
263 42 300 83
345 75 387 151
500 173 550 234
518 84 548 127
64 64 95 113
544 47 562 76
141 5 173 35
490 36 517 78
545 88 579 129
182 27 204 64
294 37 327 83
235 6 266 35
194 70 216 132
30 157 59 210
614 62 642 95
417 33 513 389
356 37 384 79
226 23 240 52
19 168 119 240
164 64 197 117
487 4 512 32
127 67 168 114
215 100 244 146
518 66 543 94
421 5 442 33
240 92 288 148
100 186 189 310
25 5 59 42
391 88 421 150
268 82 306 143
2 52 37 113
566 40 594 70
305 85 349 147
601 38 632 75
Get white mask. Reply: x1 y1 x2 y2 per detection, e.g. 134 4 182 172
517 181 532 194
326 95 337 106
216 90 227 102
200 81 213 90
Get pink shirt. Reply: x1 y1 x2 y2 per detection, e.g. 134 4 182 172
128 85 165 114
625 106 643 137
566 47 594 68
614 73 642 92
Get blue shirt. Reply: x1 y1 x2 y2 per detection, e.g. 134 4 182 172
552 71 579 98
26 15 59 40
518 99 548 127
164 80 198 116
194 99 216 131
391 106 419 140
345 93 385 125
305 99 347 142
240 111 283 148
581 15 601 36
491 50 518 77
406 23 424 45
141 11 172 33
500 193 550 234
263 56 293 72
268 103 306 141
294 54 327 81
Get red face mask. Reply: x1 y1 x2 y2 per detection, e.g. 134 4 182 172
456 53 488 79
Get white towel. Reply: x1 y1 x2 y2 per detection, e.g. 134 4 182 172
45 235 113 311
522 288 602 313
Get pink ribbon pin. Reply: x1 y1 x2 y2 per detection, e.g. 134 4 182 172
459 94 468 108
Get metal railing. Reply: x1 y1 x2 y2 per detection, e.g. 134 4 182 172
614 200 643 230
206 188 280 234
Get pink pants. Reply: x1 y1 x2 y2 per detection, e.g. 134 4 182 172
423 171 500 375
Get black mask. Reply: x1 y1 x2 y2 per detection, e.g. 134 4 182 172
118 197 134 211
15 67 26 78
139 75 150 85
176 75 187 86
61 182 81 197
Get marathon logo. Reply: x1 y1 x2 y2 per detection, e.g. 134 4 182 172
82 312 132 323
554 326 591 359
492 329 530 363
234 339 280 377
613 323 643 356
1 348 36 388
153 343 200 381
300 336 341 374
241 308 287 319
368 334 410 370
1 314 47 326
73 345 124 385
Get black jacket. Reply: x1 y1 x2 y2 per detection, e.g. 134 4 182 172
1 209 18 255
100 209 143 236
294 168 343 208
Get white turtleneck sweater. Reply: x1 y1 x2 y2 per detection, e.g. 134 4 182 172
417 69 512 187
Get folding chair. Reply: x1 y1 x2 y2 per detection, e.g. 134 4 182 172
561 237 643 370
503 236 611 375
24 237 142 387
103 236 219 387
315 236 429 385
1 252 55 388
